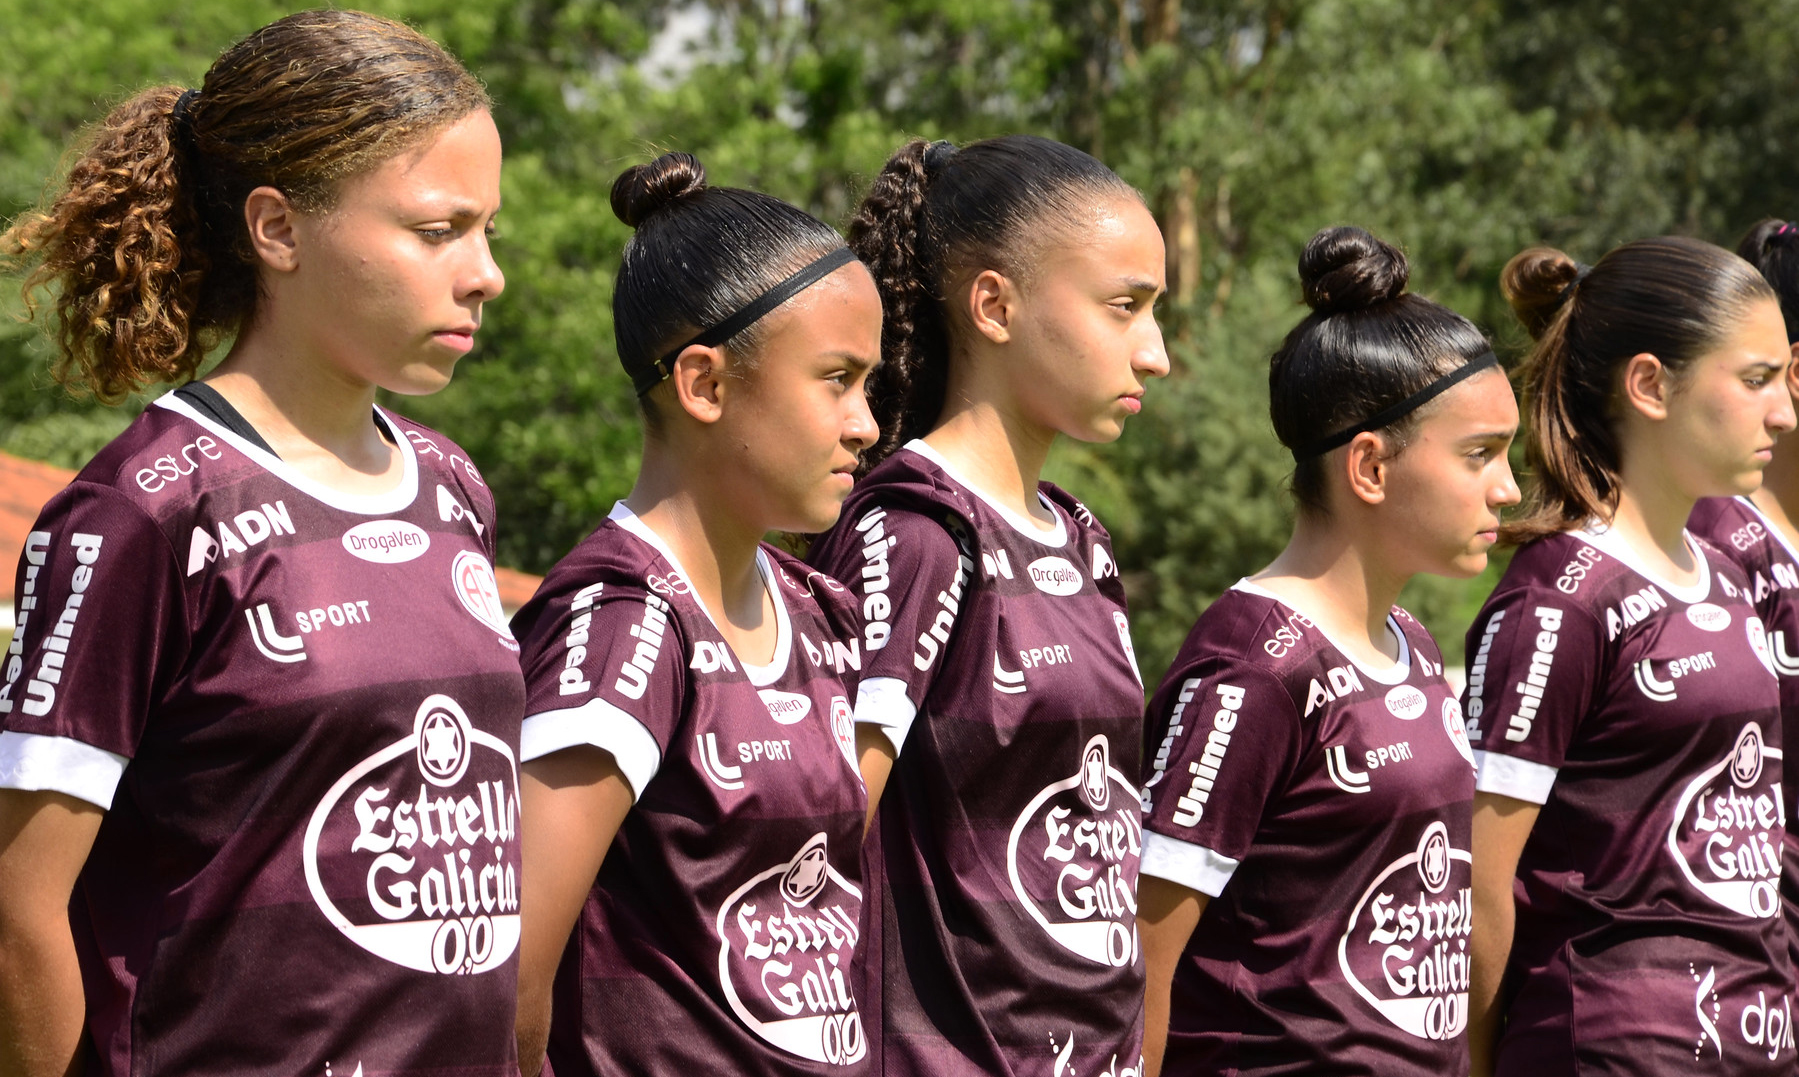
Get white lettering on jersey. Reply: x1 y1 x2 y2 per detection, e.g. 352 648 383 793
1728 520 1769 552
613 595 672 700
134 435 223 494
1463 609 1505 736
1748 615 1778 678
1604 585 1667 641
1737 986 1797 1062
1262 607 1316 659
5 532 101 717
691 640 738 674
306 694 521 975
1091 543 1117 579
1007 735 1142 968
187 501 295 576
1769 630 1799 677
1304 664 1367 718
698 732 745 790
981 548 1014 580
341 519 429 566
436 484 485 537
1339 821 1472 1040
801 632 862 675
993 652 1027 695
1364 741 1414 769
1668 721 1787 919
737 739 795 763
556 583 604 696
854 509 897 651
1143 678 1201 801
246 601 308 663
716 832 865 1064
1633 651 1718 702
1326 745 1372 794
1506 606 1563 742
1554 544 1603 594
0 531 52 714
1026 555 1082 596
912 549 973 672
1168 685 1243 826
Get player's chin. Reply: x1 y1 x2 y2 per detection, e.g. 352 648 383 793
1445 547 1490 579
384 360 459 397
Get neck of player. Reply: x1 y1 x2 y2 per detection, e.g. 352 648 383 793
625 437 778 666
1751 439 1799 549
922 392 1059 531
1252 511 1406 669
203 326 401 493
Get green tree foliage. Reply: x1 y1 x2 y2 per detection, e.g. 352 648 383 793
4 0 1798 684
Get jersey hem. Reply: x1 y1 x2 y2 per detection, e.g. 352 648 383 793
0 731 127 809
520 700 662 801
1140 830 1239 896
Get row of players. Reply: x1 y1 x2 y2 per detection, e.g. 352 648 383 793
1 10 1796 1077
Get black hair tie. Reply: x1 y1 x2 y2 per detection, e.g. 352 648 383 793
1294 351 1501 459
1555 262 1591 308
631 246 858 396
170 88 199 136
922 140 956 177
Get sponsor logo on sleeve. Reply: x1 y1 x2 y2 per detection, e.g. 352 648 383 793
1505 606 1563 742
716 832 865 1064
451 550 518 649
1261 606 1316 659
1554 544 1604 594
1007 735 1143 969
1338 821 1472 1041
134 434 223 495
1165 685 1242 823
1668 721 1787 919
854 509 898 650
613 595 672 700
555 583 604 696
0 531 100 717
188 501 296 576
304 694 520 975
0 531 53 714
341 519 429 565
912 549 973 672
1142 678 1201 808
1027 555 1083 596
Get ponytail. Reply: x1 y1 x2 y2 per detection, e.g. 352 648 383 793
1737 218 1799 345
847 134 1138 472
847 140 950 468
1502 237 1773 544
3 10 489 404
5 87 204 403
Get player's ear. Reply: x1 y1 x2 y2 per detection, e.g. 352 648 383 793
1343 431 1388 506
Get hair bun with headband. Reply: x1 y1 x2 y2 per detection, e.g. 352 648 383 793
611 152 708 228
1298 226 1409 316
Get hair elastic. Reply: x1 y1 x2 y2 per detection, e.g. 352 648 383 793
170 88 199 131
1554 262 1592 308
1294 351 1500 459
633 246 858 395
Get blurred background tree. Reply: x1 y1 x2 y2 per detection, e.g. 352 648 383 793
4 0 1797 684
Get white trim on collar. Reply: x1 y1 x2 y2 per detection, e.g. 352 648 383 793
607 501 792 685
1575 523 1711 605
901 439 1068 547
153 392 419 515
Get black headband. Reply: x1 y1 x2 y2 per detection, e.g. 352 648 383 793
633 246 858 396
1294 351 1500 459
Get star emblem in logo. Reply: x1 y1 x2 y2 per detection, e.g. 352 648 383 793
413 696 474 787
421 713 464 777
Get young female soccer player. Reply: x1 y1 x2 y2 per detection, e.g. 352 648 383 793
0 12 514 1076
510 153 882 1076
1689 219 1799 974
806 135 1169 1077
1134 226 1519 1076
1467 238 1798 1075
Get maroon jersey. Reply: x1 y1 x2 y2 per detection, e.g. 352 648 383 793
512 503 869 1075
1465 525 1797 1073
0 394 526 1076
1691 496 1799 968
1139 583 1475 1075
806 442 1148 1077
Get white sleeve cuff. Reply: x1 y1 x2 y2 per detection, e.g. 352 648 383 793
520 699 662 802
855 677 918 753
1474 750 1559 805
1140 830 1240 897
0 731 127 810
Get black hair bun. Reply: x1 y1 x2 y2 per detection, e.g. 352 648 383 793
1299 226 1409 315
611 152 707 228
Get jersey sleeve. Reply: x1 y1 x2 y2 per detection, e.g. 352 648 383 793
1461 584 1606 804
514 574 685 801
810 503 972 753
1138 658 1302 897
0 483 188 809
